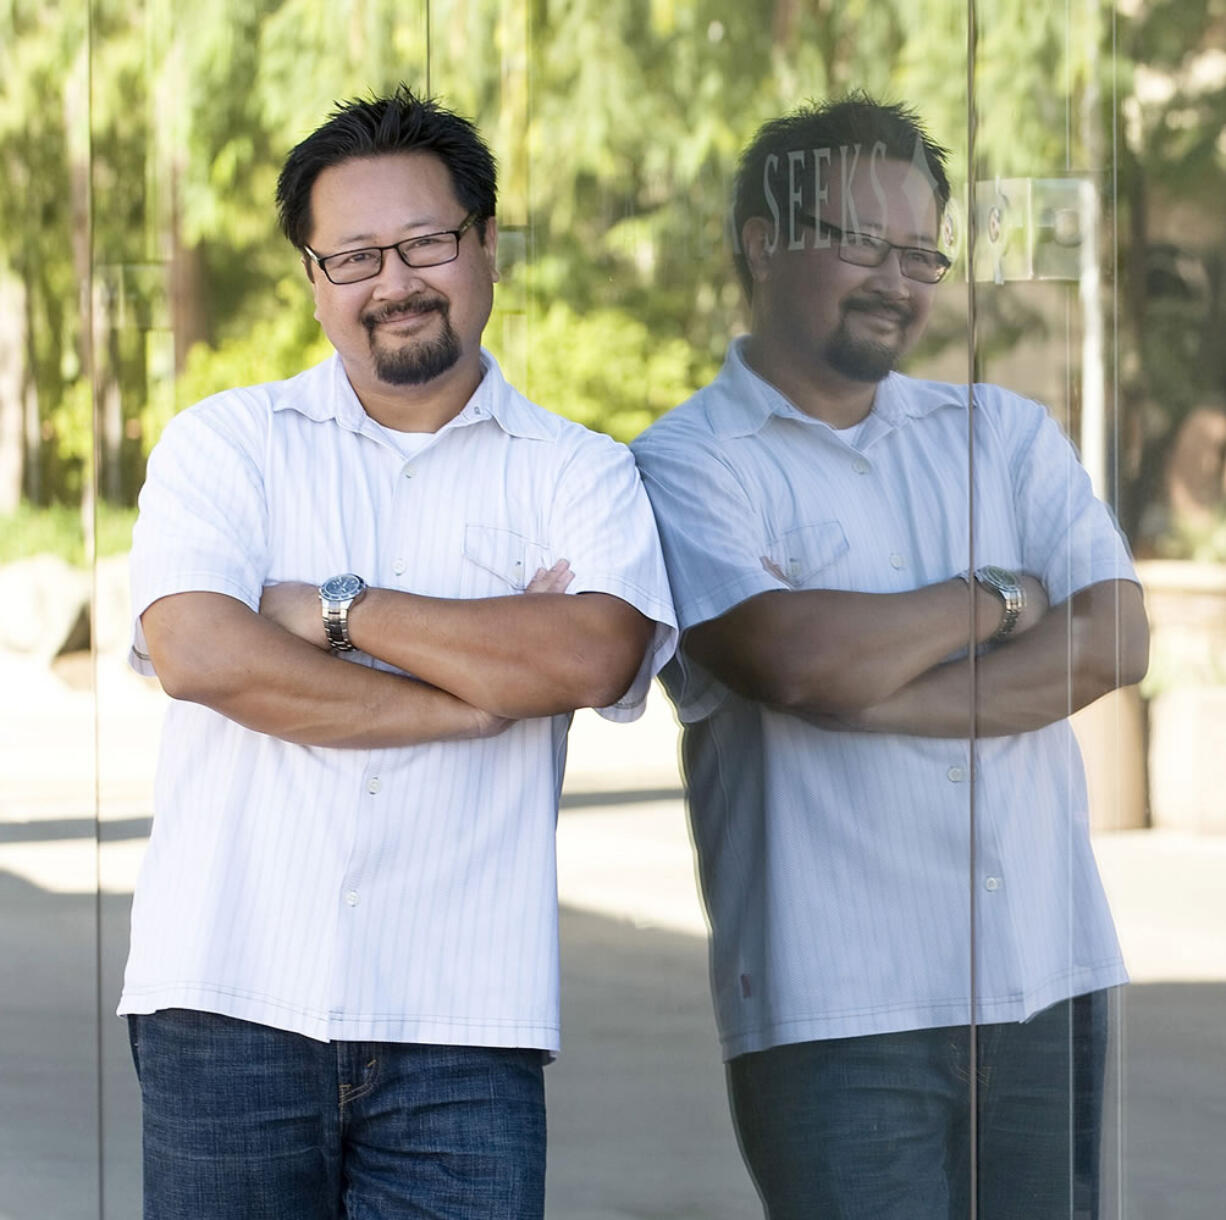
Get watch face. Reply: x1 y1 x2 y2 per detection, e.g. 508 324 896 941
978 565 1016 593
320 573 364 602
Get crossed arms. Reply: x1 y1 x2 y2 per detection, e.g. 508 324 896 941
141 562 654 749
686 573 1149 738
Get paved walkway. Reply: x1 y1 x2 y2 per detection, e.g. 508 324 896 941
2 650 1225 1217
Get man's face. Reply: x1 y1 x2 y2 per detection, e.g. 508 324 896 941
753 155 940 384
306 152 497 391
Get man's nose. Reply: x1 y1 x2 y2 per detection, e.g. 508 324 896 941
372 247 429 296
866 248 911 295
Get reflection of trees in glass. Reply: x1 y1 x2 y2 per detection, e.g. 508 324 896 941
1114 0 1226 552
1 0 1222 554
0 4 90 512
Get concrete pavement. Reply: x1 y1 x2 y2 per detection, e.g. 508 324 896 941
2 650 1225 1218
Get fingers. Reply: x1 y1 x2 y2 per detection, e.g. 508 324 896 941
760 556 789 583
524 559 574 594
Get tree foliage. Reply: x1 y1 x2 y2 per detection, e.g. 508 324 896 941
0 0 1221 556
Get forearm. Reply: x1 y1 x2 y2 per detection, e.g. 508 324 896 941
143 593 494 748
847 581 1149 738
347 588 652 719
688 576 1021 714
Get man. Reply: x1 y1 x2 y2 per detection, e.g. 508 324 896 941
122 86 675 1218
631 96 1148 1219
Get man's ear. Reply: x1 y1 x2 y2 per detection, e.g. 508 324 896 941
482 217 500 284
301 254 316 284
741 217 778 286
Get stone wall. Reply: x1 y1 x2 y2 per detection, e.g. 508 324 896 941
1138 560 1226 833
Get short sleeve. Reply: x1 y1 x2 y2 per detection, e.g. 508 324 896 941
1000 394 1138 605
631 433 788 634
547 432 678 722
128 394 270 676
631 428 793 724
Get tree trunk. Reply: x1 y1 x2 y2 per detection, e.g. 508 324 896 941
20 280 42 504
171 168 209 370
0 275 26 513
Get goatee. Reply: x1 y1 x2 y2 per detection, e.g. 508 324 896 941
363 296 462 386
824 298 915 383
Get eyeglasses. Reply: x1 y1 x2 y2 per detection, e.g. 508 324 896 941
799 216 952 284
303 214 479 285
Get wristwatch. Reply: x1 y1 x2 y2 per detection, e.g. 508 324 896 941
318 573 367 652
974 565 1025 643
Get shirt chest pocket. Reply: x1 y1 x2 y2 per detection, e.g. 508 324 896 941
462 524 553 593
762 521 849 589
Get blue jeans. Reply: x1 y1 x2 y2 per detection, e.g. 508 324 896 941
128 1010 546 1219
727 991 1109 1220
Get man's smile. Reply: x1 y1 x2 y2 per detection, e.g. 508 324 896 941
363 296 448 333
842 298 913 331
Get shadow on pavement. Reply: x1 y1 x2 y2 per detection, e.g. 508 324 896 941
2 864 1224 1220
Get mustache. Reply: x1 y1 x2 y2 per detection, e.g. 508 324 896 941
842 296 914 325
362 295 449 330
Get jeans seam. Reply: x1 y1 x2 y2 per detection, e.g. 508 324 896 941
338 1056 379 1112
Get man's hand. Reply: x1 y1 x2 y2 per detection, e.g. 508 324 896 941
524 560 574 594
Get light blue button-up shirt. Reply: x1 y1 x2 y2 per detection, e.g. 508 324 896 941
633 339 1135 1059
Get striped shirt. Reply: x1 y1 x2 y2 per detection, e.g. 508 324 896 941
632 339 1134 1060
121 352 676 1049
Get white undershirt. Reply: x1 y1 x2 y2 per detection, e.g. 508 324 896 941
373 423 435 459
832 417 867 447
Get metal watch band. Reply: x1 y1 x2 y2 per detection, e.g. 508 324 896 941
322 604 355 652
319 574 366 653
975 565 1025 643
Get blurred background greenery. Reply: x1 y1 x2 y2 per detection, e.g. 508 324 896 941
0 0 1223 566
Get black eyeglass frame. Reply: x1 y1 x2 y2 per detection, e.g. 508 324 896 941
303 213 480 285
799 216 952 284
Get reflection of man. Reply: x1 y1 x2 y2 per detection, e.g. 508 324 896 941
632 97 1148 1218
122 86 675 1217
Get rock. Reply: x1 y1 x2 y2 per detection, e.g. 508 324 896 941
0 555 90 659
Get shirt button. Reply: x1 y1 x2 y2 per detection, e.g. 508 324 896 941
403 465 416 479
889 553 905 569
853 457 870 474
367 777 381 795
345 890 360 906
392 559 406 575
984 876 1001 892
947 766 965 782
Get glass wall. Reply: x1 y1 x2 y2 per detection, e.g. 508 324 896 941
1 0 1224 1214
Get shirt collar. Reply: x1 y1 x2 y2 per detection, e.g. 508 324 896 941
271 350 556 442
706 336 960 442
